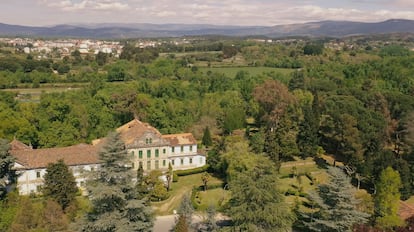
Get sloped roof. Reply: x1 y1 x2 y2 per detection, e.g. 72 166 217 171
399 200 414 220
10 139 32 151
116 119 162 145
11 143 100 169
162 133 197 146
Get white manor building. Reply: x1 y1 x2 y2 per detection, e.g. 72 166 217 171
10 119 206 195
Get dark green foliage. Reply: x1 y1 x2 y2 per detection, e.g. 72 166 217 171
0 139 14 199
249 128 265 153
202 126 213 147
379 45 410 57
301 167 370 232
82 132 153 232
175 165 209 176
303 43 324 55
42 159 78 210
297 95 320 158
95 51 108 66
227 156 295 231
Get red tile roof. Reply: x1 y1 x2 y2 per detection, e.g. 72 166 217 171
10 139 32 151
116 119 162 145
399 200 414 220
11 143 100 169
162 133 197 146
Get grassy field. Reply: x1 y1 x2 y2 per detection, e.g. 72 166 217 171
152 158 329 216
199 66 294 78
2 83 87 102
152 173 226 215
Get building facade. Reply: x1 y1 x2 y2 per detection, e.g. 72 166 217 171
10 119 206 195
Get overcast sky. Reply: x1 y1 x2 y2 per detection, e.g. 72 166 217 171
2 0 414 26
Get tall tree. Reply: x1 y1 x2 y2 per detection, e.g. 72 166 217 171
297 93 320 158
81 132 153 232
202 126 213 147
178 194 194 226
301 167 370 232
227 156 295 231
202 205 218 232
0 139 14 199
42 159 78 210
375 167 403 229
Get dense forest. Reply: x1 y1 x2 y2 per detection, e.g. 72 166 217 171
1 35 414 231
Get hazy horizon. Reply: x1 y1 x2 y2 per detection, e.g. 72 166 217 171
1 0 414 27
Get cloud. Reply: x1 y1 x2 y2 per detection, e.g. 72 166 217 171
41 0 128 11
28 0 414 26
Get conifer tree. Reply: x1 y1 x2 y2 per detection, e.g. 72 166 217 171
43 159 77 210
302 167 370 232
297 94 320 158
202 126 213 147
228 156 295 231
81 132 153 232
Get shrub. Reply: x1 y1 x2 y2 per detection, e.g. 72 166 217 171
175 165 209 176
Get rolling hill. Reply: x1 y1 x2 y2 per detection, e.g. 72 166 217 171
0 19 413 38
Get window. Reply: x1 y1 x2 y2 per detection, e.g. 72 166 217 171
163 148 166 154
147 150 151 158
145 138 149 144
181 159 184 165
190 158 193 164
131 162 135 169
147 161 151 170
163 160 166 166
36 171 41 178
172 160 175 166
181 146 184 152
149 138 152 144
130 151 135 158
190 145 193 151
139 161 143 168
139 150 143 159
36 185 42 192
155 149 159 157
172 147 175 153
155 160 159 169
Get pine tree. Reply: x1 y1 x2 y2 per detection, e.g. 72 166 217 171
42 159 78 210
228 156 295 231
81 132 153 232
297 95 320 158
202 126 213 147
0 139 14 199
302 167 370 232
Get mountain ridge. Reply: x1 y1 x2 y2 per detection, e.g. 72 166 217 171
0 19 413 38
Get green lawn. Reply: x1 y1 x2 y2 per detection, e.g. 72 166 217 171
152 173 225 215
195 188 231 211
153 158 328 216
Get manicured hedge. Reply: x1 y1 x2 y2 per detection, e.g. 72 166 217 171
174 165 209 176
